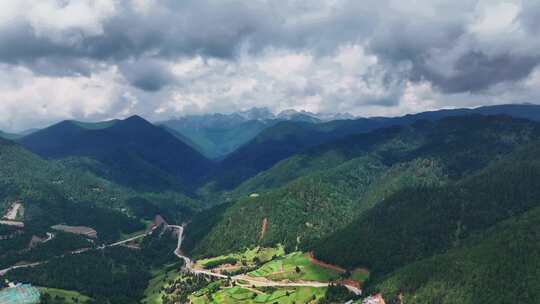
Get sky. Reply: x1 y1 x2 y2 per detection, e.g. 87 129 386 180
1 0 540 131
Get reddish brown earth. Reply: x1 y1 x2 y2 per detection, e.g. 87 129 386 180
307 252 346 273
259 218 268 240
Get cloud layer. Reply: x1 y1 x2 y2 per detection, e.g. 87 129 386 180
1 0 540 131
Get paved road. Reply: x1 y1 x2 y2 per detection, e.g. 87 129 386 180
0 262 44 276
0 226 157 277
0 220 24 227
108 231 151 247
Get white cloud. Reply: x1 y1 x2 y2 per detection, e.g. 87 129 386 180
4 0 116 44
0 64 130 131
0 0 540 131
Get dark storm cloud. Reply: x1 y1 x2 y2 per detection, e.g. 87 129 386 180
0 1 271 63
519 1 540 34
364 1 540 93
119 59 175 92
1 0 540 122
422 52 540 93
0 0 376 69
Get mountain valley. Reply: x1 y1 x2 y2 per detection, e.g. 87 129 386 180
2 105 540 304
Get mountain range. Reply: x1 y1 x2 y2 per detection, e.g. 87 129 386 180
3 103 540 303
158 107 355 159
19 116 212 193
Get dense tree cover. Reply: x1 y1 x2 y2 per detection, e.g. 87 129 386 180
8 247 151 304
0 140 137 236
313 144 540 275
319 284 355 304
138 226 178 267
19 115 212 193
191 156 447 258
0 230 33 262
368 206 540 304
7 226 179 304
209 105 540 191
211 118 394 190
0 137 196 242
162 103 540 164
187 116 540 258
181 201 233 254
6 111 540 303
0 232 91 268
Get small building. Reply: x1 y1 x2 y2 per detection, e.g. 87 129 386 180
0 284 40 304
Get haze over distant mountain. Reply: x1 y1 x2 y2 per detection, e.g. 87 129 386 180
159 107 356 159
19 115 212 193
204 103 540 190
0 130 20 140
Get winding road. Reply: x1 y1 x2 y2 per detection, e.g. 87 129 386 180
168 224 362 295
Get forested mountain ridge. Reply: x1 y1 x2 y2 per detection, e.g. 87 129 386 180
13 103 540 195
5 106 540 304
313 144 540 273
159 107 355 159
211 118 395 190
0 138 141 240
19 115 213 193
184 115 540 261
207 104 540 191
369 204 540 304
0 136 199 237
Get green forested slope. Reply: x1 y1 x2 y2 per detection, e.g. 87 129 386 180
369 205 540 304
188 157 446 258
7 226 179 304
19 116 212 193
0 138 195 240
187 116 540 259
313 152 540 274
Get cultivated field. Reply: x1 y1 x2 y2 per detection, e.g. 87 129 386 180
190 286 326 304
249 252 342 283
196 246 285 270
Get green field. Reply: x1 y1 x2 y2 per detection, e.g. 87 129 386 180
249 252 342 282
196 245 285 269
143 248 362 304
190 286 326 304
38 287 91 304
